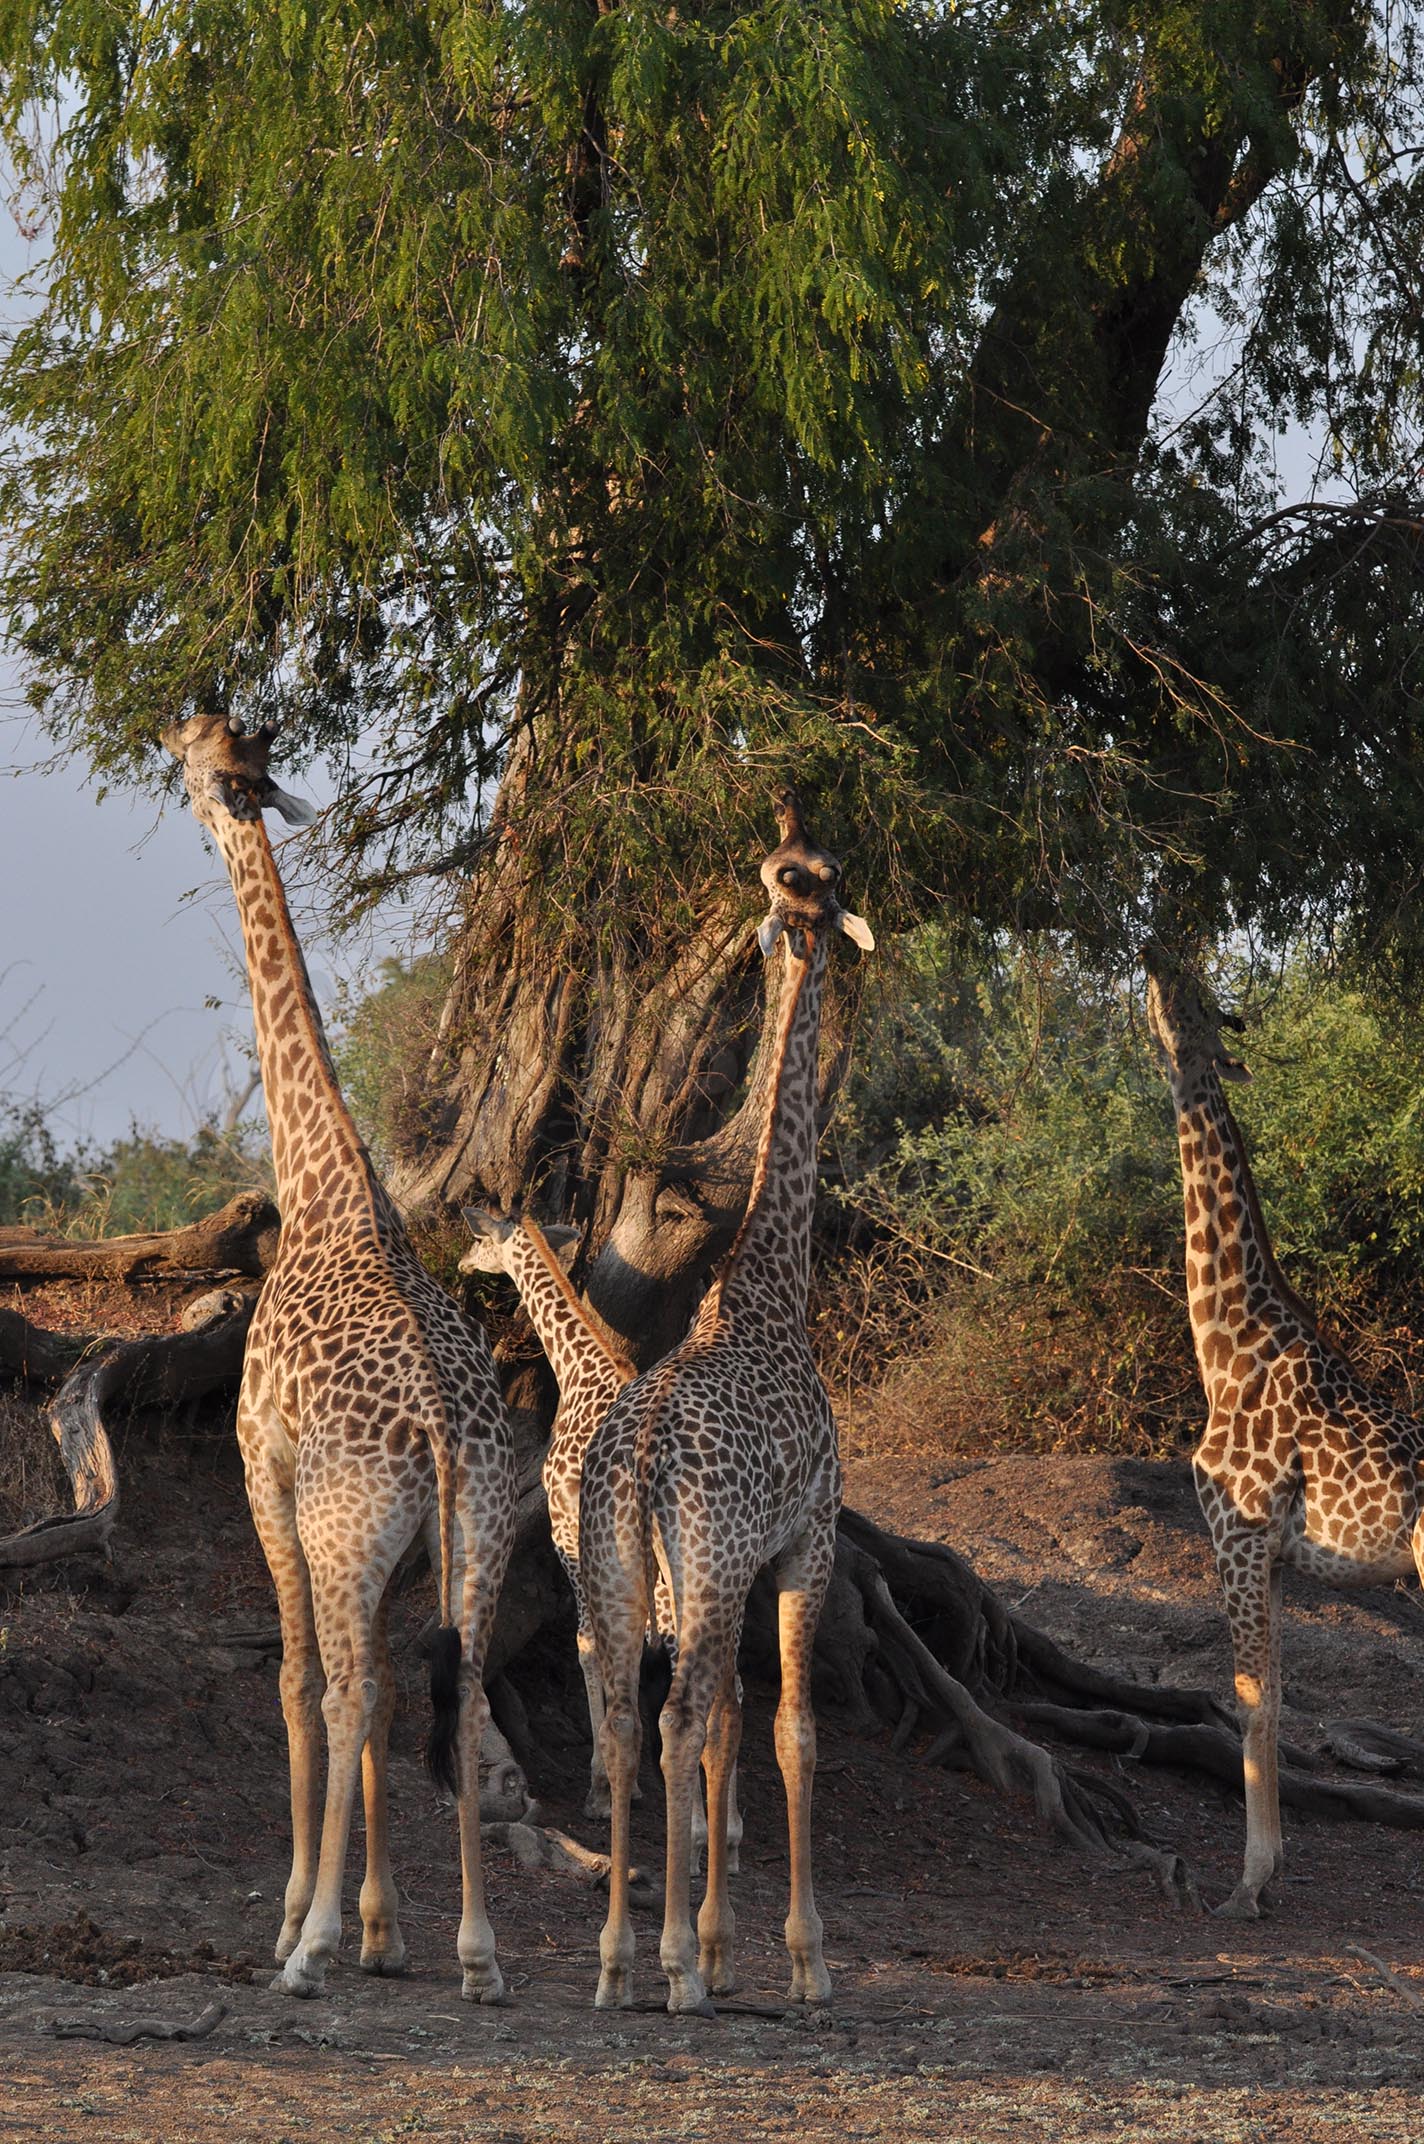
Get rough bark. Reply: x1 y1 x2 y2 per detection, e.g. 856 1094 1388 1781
0 1191 279 1284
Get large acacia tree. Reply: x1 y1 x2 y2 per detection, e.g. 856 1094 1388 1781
4 0 1424 1350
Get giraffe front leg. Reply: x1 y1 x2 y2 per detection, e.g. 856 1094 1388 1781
658 1660 715 2017
1217 1546 1284 1920
774 1569 831 2005
577 1624 613 1820
455 1669 507 2004
358 1597 406 1975
697 1668 742 1996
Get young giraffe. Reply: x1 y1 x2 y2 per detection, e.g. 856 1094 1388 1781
458 1210 636 1817
580 791 873 2013
1146 952 1424 1918
163 714 518 2001
458 1210 744 1867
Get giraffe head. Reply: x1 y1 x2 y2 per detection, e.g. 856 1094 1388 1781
458 1208 580 1277
755 789 874 958
162 714 317 833
1143 949 1250 1087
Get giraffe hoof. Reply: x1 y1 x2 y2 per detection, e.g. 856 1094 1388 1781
1213 1891 1264 1921
461 1965 509 2006
360 1949 408 1977
670 1994 718 2019
272 1966 325 1999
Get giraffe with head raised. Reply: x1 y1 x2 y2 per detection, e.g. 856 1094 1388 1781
1146 950 1424 1917
579 790 873 2014
458 1209 744 1867
163 714 518 2002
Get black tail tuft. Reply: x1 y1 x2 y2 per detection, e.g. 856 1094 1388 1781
425 1625 463 1797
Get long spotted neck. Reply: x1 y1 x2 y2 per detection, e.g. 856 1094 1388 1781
702 927 827 1333
505 1224 632 1398
1166 1061 1314 1403
211 815 373 1226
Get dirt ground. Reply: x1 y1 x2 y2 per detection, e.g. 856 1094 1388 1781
4 1368 1424 2141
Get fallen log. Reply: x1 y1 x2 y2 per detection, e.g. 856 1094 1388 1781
0 1190 279 1284
0 1297 258 1569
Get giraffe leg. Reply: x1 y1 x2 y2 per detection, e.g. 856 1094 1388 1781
657 1641 719 2016
277 1458 417 1998
453 1560 509 2006
594 1642 644 2008
238 1410 322 1968
1216 1539 1284 1920
726 1672 745 1876
357 1592 406 1975
697 1666 742 1995
774 1558 832 2004
577 1621 612 1820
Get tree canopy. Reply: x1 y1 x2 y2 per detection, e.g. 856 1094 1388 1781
3 0 1424 961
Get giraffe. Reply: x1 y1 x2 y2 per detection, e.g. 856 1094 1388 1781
1145 950 1424 1918
579 790 873 2013
458 1208 744 1866
162 714 518 2001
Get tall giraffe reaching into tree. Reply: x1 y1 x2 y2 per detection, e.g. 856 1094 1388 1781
580 791 873 2014
1146 952 1424 1917
163 714 518 2002
459 1209 743 1868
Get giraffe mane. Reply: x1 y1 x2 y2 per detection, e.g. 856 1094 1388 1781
519 1214 635 1383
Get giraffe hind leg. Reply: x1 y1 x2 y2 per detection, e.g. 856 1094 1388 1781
357 1591 406 1974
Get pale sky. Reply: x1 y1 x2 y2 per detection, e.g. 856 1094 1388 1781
0 208 424 1153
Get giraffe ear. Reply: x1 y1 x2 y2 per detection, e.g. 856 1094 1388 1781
756 913 785 957
458 1207 515 1274
542 1223 581 1267
266 785 318 827
1217 1054 1252 1085
837 909 875 952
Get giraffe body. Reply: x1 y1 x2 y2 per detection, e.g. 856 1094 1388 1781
1147 957 1424 1916
164 716 517 2000
580 793 871 2013
459 1212 743 1866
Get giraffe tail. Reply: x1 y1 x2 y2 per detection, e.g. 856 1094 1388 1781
425 1427 463 1795
426 1624 463 1797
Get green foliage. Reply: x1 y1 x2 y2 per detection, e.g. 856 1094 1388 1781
0 1101 76 1225
2 2 1423 960
826 939 1424 1457
333 953 451 1170
0 1103 270 1235
837 940 1424 1306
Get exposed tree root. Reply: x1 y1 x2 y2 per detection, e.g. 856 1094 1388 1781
38 1999 228 2044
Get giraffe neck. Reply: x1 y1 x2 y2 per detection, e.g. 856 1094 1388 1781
1167 1063 1314 1394
506 1224 632 1392
211 814 375 1228
703 927 827 1332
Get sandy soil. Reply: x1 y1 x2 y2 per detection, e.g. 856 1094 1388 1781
3 1393 1424 2141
